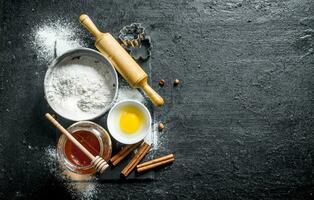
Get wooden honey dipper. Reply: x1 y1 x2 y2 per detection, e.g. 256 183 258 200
79 14 164 106
45 113 109 173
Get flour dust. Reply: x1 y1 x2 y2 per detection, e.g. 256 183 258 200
43 146 100 200
31 20 84 62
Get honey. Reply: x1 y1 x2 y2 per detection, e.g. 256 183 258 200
57 121 112 176
64 130 100 167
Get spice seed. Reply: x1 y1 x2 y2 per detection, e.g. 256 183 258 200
173 79 180 86
159 79 165 87
158 122 165 131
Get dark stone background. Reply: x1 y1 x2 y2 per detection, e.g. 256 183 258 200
0 0 314 199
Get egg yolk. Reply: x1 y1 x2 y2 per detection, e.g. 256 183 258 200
119 106 143 134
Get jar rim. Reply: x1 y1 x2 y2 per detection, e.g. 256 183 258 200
57 121 111 175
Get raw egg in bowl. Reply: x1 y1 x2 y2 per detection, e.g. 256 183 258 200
107 100 151 144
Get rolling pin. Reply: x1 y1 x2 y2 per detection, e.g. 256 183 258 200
79 14 164 106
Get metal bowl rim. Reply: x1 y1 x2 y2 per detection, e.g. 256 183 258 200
44 47 119 121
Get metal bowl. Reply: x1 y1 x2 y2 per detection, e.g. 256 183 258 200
44 48 118 121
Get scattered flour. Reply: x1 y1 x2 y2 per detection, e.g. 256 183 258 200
67 182 99 200
116 87 145 103
32 20 84 61
45 55 116 121
44 146 58 175
44 146 99 200
144 121 160 150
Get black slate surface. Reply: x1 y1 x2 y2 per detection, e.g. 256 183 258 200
1 0 314 199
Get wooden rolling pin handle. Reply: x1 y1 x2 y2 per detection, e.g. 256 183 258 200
79 14 102 38
140 81 164 106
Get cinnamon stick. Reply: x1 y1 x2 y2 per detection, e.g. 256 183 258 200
110 142 142 166
137 155 174 173
121 142 151 177
137 154 174 168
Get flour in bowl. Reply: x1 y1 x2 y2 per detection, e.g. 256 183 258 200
45 54 116 121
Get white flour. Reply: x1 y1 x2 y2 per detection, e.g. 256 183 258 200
117 87 145 103
45 55 116 121
144 121 160 150
32 20 84 61
44 147 99 200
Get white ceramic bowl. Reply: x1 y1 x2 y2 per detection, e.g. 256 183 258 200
107 100 151 144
